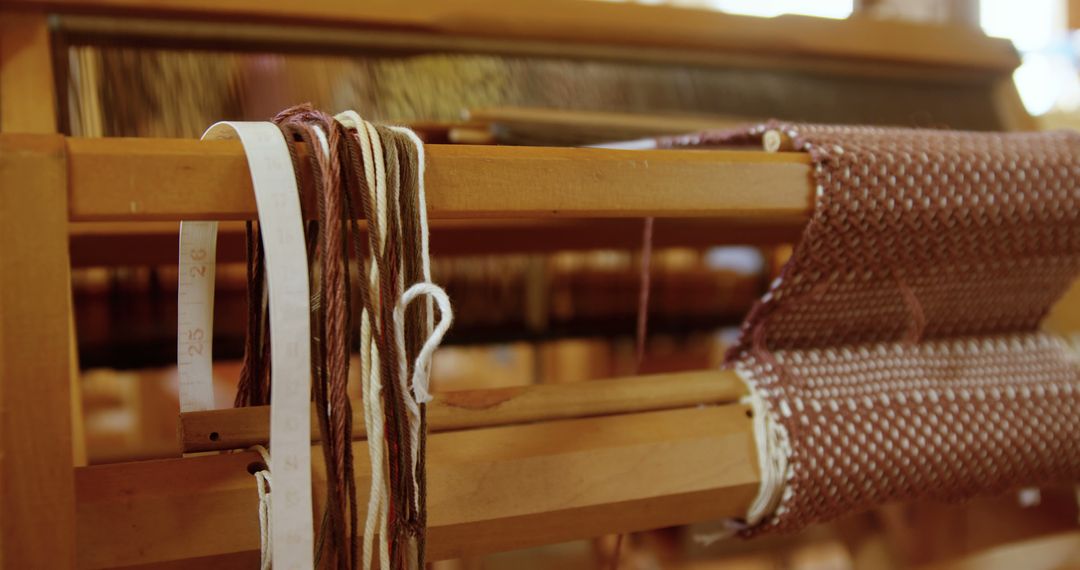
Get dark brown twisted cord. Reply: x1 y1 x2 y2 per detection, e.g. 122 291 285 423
390 130 430 562
330 117 367 570
235 220 266 407
350 123 411 569
373 125 412 568
240 106 434 568
275 118 345 567
308 113 353 570
273 105 354 569
276 119 342 567
354 122 398 567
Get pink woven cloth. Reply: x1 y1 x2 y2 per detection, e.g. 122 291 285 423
660 123 1080 533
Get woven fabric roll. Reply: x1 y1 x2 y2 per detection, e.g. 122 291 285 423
660 123 1080 534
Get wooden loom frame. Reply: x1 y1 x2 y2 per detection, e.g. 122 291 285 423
2 1 1078 568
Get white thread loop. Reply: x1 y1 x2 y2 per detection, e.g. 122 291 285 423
739 373 789 528
333 111 450 568
394 282 453 404
250 445 273 570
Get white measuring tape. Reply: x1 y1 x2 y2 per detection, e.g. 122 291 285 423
177 122 314 569
177 220 218 412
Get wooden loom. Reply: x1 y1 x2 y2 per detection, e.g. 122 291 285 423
2 1 1080 568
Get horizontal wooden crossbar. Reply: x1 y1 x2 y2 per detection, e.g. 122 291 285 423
68 219 803 266
181 370 748 452
62 136 814 222
77 405 759 568
1 0 1020 72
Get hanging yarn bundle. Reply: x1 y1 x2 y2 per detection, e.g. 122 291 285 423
236 104 452 570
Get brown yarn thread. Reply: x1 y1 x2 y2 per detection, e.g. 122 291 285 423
236 220 267 407
276 116 344 568
610 215 656 570
392 129 431 565
236 106 435 569
277 119 343 566
274 105 358 569
373 125 413 568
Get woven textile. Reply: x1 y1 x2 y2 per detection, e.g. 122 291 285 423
660 123 1080 533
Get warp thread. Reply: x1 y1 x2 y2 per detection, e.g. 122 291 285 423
236 105 452 570
609 215 656 570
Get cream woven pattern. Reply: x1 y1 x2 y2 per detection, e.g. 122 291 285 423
661 123 1080 533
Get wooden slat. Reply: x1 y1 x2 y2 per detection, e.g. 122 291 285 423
2 0 1020 72
181 370 748 452
51 14 1007 86
0 134 76 567
77 405 759 568
467 107 747 146
62 137 814 221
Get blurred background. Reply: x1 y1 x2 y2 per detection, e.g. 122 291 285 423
54 0 1080 568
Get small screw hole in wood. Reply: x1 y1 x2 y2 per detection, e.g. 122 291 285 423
209 432 220 441
745 409 754 419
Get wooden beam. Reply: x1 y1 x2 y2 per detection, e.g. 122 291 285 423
0 0 1020 72
0 10 57 133
181 370 747 452
77 405 759 568
51 14 1006 87
467 107 748 145
62 137 814 222
0 134 76 568
0 11 88 470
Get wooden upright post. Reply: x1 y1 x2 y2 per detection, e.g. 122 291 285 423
1 6 87 467
0 11 75 560
0 11 58 134
0 134 76 568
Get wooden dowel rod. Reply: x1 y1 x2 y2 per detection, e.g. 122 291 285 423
181 369 747 453
78 405 759 568
62 136 814 222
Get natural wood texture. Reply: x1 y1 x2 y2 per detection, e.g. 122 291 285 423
63 137 814 221
0 134 77 568
468 107 746 146
0 10 57 133
69 217 802 266
78 405 759 568
0 12 88 468
181 369 748 452
4 0 1019 72
51 14 1007 88
469 107 747 134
